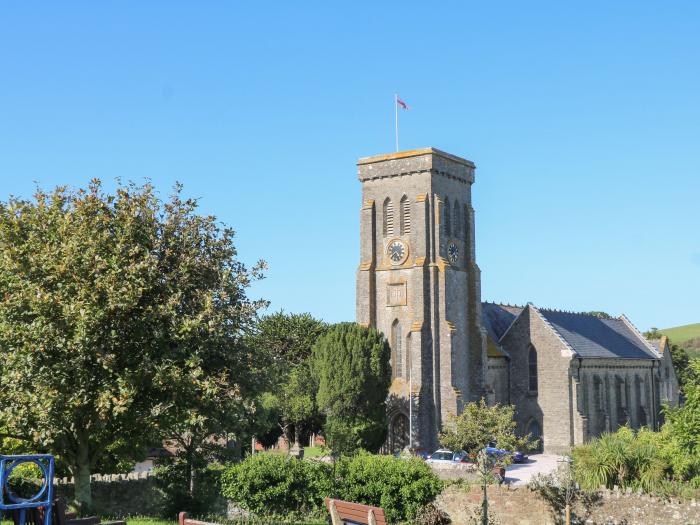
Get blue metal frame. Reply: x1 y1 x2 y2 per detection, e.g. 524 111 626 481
0 455 55 525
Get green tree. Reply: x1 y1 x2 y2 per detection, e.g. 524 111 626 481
663 359 700 479
312 323 391 454
0 180 266 510
439 399 535 459
246 311 327 447
669 344 700 394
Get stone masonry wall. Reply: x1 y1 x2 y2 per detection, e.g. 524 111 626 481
54 472 167 516
438 484 700 525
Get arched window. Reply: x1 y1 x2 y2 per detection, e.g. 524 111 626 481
464 204 470 245
400 195 411 235
383 198 394 236
389 413 409 453
443 197 451 237
392 320 403 379
525 419 543 451
528 345 538 393
453 200 461 238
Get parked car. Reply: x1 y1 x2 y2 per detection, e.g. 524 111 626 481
426 449 468 464
484 446 527 463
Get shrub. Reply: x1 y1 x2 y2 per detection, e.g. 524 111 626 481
220 454 332 517
154 461 226 518
335 452 443 522
220 452 442 522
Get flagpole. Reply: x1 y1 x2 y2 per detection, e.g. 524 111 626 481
394 93 399 152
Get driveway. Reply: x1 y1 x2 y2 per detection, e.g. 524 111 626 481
504 453 563 486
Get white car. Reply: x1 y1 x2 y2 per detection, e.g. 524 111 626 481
426 449 467 464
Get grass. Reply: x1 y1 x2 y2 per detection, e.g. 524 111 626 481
661 322 700 358
302 446 326 459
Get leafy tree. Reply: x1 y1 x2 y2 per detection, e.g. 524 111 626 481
439 399 535 459
669 344 700 394
663 359 700 479
312 323 391 454
246 312 327 447
585 311 613 320
644 327 660 339
0 180 266 510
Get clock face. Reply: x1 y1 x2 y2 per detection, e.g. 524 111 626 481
448 243 459 263
387 240 408 265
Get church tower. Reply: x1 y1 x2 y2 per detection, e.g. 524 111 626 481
356 148 486 452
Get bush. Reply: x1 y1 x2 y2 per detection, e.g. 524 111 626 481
220 452 442 522
335 452 443 522
220 454 332 518
154 461 226 517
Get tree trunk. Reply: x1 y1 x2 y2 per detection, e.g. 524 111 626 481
73 443 92 513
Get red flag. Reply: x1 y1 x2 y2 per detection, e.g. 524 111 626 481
397 97 409 110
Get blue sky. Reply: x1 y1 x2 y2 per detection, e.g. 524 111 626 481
1 1 698 331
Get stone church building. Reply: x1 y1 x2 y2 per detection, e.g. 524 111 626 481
355 147 679 454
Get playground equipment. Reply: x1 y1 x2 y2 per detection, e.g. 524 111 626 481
0 454 55 525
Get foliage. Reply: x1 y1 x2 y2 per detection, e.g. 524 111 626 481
311 323 391 455
662 359 700 479
414 502 451 525
669 344 700 393
247 312 328 447
572 420 700 498
585 311 612 320
220 454 332 518
220 452 442 522
528 467 600 525
438 399 536 460
0 180 266 509
153 461 226 518
334 452 443 522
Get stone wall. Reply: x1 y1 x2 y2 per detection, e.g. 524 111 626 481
54 472 168 517
437 484 700 525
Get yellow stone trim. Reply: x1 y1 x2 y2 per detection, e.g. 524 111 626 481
414 256 426 267
359 261 373 271
445 320 456 332
356 147 475 168
410 321 423 332
415 193 428 202
433 257 448 272
363 199 375 209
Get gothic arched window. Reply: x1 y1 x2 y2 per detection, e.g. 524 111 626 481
464 204 470 246
453 200 461 238
392 320 403 379
400 195 411 235
528 345 538 393
444 197 451 237
383 198 394 236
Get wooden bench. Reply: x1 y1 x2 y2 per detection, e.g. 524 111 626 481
325 498 387 525
178 512 221 525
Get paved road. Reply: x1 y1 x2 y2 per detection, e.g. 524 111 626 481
504 453 563 486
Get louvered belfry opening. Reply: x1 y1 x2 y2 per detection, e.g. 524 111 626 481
383 197 394 236
400 195 410 235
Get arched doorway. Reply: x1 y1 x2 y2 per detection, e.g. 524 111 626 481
389 413 410 453
526 418 543 452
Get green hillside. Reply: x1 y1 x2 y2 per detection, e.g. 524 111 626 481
661 323 700 358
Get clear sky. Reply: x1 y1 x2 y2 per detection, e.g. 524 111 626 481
1 1 699 331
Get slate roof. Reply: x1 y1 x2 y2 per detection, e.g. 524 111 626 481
536 309 658 359
481 302 659 360
481 302 524 344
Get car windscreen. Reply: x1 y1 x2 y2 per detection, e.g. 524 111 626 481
431 452 453 460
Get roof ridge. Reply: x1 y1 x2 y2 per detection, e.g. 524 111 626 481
530 304 578 357
619 314 661 358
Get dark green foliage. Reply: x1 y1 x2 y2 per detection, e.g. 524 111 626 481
311 323 391 454
220 452 442 522
153 461 226 518
0 180 267 509
220 454 332 518
334 452 443 522
669 344 700 394
439 399 536 459
247 312 328 446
